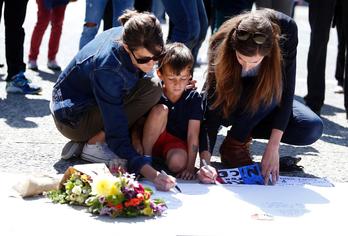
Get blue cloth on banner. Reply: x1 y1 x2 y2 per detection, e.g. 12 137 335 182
217 163 265 185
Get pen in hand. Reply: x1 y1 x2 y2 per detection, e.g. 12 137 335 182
202 159 218 184
160 170 182 193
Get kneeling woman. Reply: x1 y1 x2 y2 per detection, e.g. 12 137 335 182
51 11 176 191
199 9 323 185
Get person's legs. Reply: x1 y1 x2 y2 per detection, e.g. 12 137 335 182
4 0 42 94
340 0 348 118
191 0 208 63
254 0 272 9
48 3 67 62
335 29 345 87
123 76 162 127
63 76 161 144
102 0 112 31
335 1 345 88
4 0 28 79
152 0 166 24
142 104 168 156
54 106 120 163
53 106 104 159
79 0 108 49
1 0 4 67
28 0 51 63
0 0 3 21
252 100 323 145
162 0 200 51
213 0 253 33
57 76 161 159
219 97 278 168
272 0 294 17
111 0 134 27
304 0 336 114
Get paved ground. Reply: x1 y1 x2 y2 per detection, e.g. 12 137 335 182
0 2 347 183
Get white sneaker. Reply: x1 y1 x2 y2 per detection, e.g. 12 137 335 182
81 143 127 167
28 60 38 71
47 59 61 71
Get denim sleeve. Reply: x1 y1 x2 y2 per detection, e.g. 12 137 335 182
272 17 298 131
92 69 151 174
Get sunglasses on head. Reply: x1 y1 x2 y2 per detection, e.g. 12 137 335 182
236 29 268 45
130 50 164 64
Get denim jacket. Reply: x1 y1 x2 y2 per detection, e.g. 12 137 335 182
50 27 152 174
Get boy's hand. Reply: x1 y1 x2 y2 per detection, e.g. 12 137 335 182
186 79 197 90
154 172 177 191
197 165 217 184
177 167 196 180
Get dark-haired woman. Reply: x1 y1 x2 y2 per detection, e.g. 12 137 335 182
198 9 323 185
51 11 176 191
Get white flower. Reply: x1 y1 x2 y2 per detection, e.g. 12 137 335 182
72 185 82 195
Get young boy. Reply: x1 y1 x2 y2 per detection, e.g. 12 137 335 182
141 43 203 180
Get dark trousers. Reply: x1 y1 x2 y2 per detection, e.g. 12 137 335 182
335 12 345 84
250 100 323 146
304 0 336 112
212 0 253 33
334 0 348 118
0 0 29 80
162 0 208 63
205 100 323 154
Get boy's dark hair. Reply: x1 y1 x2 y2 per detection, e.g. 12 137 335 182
118 10 164 56
157 43 194 75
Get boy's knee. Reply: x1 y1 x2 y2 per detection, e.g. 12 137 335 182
167 150 187 173
151 104 168 117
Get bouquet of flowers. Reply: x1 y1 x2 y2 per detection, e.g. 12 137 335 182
86 173 166 217
46 171 91 205
46 165 167 218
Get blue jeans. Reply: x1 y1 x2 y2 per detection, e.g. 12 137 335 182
162 0 208 62
152 0 166 24
226 100 323 146
79 0 134 49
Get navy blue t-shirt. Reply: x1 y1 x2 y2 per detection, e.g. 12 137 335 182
159 89 204 141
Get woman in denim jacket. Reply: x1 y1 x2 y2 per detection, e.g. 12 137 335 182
51 10 176 191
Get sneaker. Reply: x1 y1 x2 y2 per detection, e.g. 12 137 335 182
47 60 61 71
28 60 38 71
61 141 84 160
81 143 127 167
6 72 42 94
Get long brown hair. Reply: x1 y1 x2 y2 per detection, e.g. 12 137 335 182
209 9 282 117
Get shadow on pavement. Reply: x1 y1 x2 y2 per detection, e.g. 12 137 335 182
0 94 50 128
36 69 60 83
295 96 348 148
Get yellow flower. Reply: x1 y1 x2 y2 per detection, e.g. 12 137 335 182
142 206 153 216
91 176 120 196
